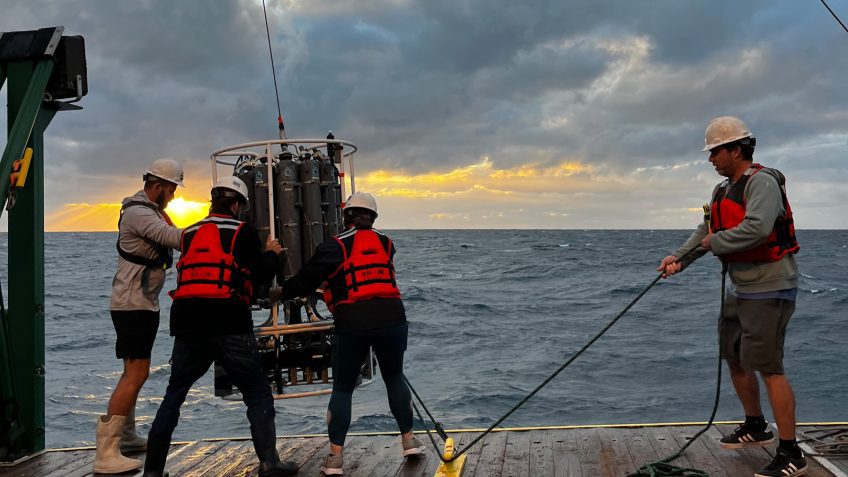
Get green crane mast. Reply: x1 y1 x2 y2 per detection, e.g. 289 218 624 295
0 26 87 463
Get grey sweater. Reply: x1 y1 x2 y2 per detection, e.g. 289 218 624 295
110 191 183 312
673 166 798 294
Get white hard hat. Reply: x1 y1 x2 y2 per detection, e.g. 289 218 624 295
345 192 378 217
212 176 250 206
144 158 185 187
703 116 754 152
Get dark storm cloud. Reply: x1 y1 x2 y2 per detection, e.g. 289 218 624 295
1 0 846 195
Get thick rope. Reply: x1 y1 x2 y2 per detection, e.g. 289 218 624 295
626 265 727 476
800 428 848 456
406 247 709 464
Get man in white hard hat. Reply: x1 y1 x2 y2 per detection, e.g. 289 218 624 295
94 158 185 474
273 192 424 476
141 176 297 477
657 117 805 477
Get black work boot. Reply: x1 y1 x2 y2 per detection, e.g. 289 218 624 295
141 471 169 477
250 418 298 476
141 432 171 477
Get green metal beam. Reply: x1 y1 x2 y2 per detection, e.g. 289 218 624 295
0 58 54 461
0 59 52 214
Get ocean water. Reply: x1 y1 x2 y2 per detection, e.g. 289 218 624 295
1 230 846 448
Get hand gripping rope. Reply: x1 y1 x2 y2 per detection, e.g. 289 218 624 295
404 246 729 477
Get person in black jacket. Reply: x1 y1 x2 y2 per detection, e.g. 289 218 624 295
141 176 297 477
274 192 423 476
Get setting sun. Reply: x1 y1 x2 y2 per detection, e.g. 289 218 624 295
164 197 210 228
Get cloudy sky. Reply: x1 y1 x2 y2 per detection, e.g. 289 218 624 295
2 0 846 230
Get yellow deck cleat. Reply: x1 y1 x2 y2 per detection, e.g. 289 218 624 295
433 437 467 477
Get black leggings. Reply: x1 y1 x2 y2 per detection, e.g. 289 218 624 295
328 322 413 446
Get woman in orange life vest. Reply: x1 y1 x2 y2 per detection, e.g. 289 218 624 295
142 177 297 477
274 192 424 476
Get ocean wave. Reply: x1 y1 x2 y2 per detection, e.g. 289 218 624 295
28 231 848 448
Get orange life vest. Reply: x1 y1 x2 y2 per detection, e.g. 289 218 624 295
323 228 401 313
709 164 799 263
169 215 253 303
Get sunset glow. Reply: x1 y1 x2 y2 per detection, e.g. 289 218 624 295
45 197 209 232
358 158 596 198
163 197 210 227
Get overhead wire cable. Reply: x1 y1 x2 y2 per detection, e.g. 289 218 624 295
819 0 848 33
261 0 287 140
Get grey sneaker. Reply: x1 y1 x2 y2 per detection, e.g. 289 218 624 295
320 454 343 476
402 436 426 457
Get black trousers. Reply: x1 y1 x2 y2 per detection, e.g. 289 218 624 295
327 322 413 445
145 333 277 473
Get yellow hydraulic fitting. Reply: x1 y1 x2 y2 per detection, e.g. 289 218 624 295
10 147 33 188
433 437 467 477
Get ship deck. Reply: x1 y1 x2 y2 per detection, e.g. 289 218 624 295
2 423 846 476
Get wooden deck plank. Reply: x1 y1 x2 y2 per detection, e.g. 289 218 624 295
188 439 253 476
334 436 379 476
349 435 404 477
201 440 256 476
393 431 445 477
528 430 554 477
1 450 90 476
596 427 636 476
702 425 761 476
163 440 230 476
281 437 330 470
552 427 581 477
620 426 662 474
501 430 531 477
287 437 330 477
666 425 732 477
239 437 323 477
3 425 845 476
471 430 508 477
644 425 695 470
574 428 603 477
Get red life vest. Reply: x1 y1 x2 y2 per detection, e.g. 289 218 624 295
323 228 401 313
169 215 253 303
709 164 800 263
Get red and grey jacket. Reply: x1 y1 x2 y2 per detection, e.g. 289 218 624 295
323 228 401 312
169 214 254 304
709 164 800 263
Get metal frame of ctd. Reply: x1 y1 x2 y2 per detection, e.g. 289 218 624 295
0 26 85 463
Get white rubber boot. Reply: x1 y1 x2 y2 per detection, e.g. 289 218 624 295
120 408 148 452
93 415 143 474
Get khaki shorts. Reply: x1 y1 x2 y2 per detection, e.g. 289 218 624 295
720 294 795 374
